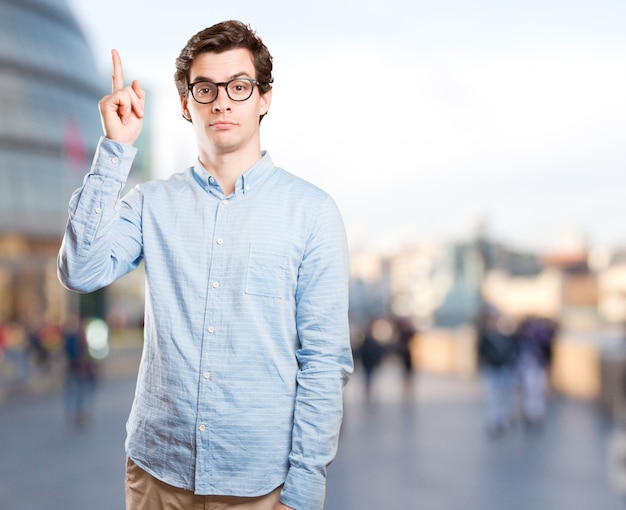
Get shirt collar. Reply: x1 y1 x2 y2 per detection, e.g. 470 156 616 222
191 151 276 196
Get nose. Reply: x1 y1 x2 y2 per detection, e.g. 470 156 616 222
212 85 231 113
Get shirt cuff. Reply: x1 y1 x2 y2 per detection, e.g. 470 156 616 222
280 465 326 510
91 136 138 182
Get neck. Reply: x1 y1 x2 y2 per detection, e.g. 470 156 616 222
199 148 262 195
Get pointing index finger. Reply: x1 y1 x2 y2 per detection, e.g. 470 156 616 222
111 49 125 92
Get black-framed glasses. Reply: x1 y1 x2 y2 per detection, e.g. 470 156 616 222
188 78 259 104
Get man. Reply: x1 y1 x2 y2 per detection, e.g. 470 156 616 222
58 20 353 510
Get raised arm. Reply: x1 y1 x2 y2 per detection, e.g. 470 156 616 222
98 49 146 145
57 50 145 293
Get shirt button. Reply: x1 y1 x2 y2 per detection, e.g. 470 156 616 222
204 185 209 191
199 424 206 432
208 326 215 333
111 157 119 164
209 177 215 183
216 239 224 245
204 372 211 379
94 207 101 214
222 199 228 205
212 281 219 288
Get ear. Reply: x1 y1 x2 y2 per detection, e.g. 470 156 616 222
180 95 192 122
259 88 272 116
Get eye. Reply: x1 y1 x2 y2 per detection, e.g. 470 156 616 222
230 80 250 92
194 82 216 97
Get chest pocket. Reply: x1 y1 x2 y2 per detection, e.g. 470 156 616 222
245 246 291 299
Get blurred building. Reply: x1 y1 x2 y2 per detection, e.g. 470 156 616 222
348 238 626 397
0 0 148 327
352 236 544 329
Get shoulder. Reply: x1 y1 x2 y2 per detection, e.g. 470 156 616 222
275 167 324 191
272 168 336 209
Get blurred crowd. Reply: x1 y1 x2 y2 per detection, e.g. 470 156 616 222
476 306 558 437
0 319 63 381
351 316 418 402
3 305 558 435
0 316 100 428
350 308 559 439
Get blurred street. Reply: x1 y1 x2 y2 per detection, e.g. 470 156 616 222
330 362 625 509
1 352 625 510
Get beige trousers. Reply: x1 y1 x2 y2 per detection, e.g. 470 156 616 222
125 458 282 510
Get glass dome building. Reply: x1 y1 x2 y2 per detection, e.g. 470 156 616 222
0 0 105 236
0 0 149 330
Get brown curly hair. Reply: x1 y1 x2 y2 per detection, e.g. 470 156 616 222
175 20 273 120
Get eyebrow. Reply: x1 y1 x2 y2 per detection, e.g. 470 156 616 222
190 71 253 83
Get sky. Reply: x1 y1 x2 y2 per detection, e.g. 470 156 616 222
67 0 626 255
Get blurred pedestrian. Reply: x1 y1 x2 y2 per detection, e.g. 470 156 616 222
515 316 556 428
358 320 386 402
0 322 31 382
62 315 97 429
394 316 417 398
0 322 6 364
25 318 49 371
477 307 519 437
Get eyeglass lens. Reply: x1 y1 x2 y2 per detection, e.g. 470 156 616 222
191 79 255 103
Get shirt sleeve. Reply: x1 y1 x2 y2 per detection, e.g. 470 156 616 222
280 195 354 510
57 137 143 293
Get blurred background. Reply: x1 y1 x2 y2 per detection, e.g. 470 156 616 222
1 0 626 508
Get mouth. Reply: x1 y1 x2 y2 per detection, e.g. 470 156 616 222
210 120 237 130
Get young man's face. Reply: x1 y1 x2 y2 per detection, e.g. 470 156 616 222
181 48 271 157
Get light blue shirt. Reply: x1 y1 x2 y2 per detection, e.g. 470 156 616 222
58 137 353 510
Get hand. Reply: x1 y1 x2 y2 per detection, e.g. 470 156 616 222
98 49 145 145
274 503 294 510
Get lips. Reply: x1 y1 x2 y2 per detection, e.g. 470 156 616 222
210 119 236 129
